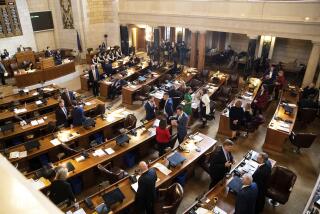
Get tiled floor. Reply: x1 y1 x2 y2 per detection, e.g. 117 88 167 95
3 67 319 214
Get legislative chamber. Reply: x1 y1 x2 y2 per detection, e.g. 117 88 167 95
0 1 319 214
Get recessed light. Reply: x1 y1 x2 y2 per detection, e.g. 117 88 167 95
305 17 310 21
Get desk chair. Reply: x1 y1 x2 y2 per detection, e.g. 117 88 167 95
134 85 151 103
188 79 202 91
97 163 128 185
198 148 216 174
266 166 297 207
214 85 232 107
289 132 317 153
228 73 239 91
197 69 210 83
298 108 317 128
124 114 137 130
156 183 184 214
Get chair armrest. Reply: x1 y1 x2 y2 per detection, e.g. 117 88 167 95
162 205 174 210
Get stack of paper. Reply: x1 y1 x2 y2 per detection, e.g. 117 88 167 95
195 207 213 214
28 177 50 190
73 208 86 214
92 149 105 157
213 206 227 214
35 100 43 105
9 151 27 159
107 115 115 122
85 102 92 106
37 118 45 124
30 120 39 126
105 148 115 155
75 156 85 162
14 108 27 114
192 134 203 143
50 138 61 146
43 87 54 91
153 119 160 127
153 163 172 176
32 92 39 96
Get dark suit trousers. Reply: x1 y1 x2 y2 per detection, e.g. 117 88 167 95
92 81 99 96
0 73 5 85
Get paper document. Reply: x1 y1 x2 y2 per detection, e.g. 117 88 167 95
9 152 19 159
105 148 115 155
93 149 105 157
35 100 43 105
107 115 115 122
192 134 203 143
14 108 27 114
85 102 92 106
195 207 213 214
50 138 61 146
153 163 172 176
153 119 160 127
37 119 45 124
73 208 86 214
30 120 38 126
75 156 85 162
213 206 227 214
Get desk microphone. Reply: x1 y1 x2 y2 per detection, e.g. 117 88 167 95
14 115 27 126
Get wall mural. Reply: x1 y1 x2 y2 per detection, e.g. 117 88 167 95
60 0 74 29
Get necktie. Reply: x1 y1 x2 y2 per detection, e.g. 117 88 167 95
62 107 67 117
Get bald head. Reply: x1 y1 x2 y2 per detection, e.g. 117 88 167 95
138 161 148 172
242 173 253 186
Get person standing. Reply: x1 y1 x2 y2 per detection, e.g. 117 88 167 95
172 106 189 144
163 92 174 120
156 119 171 156
200 88 211 128
71 105 85 127
274 70 286 100
229 100 244 140
55 99 69 127
209 139 235 189
252 152 272 214
235 174 258 214
61 88 76 108
252 84 269 116
89 65 100 97
0 60 6 85
135 161 157 214
183 87 193 116
144 96 157 121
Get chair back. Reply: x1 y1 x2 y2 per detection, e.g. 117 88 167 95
124 114 137 130
267 166 297 204
221 85 231 96
95 104 106 116
162 183 184 213
299 108 317 124
98 163 119 184
291 132 317 149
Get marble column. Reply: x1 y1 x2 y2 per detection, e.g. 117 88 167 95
189 31 197 68
197 31 206 71
302 41 320 87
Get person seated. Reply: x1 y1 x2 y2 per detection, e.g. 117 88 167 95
252 84 269 116
298 95 318 109
115 48 122 59
71 105 85 127
55 50 62 65
45 46 53 57
156 119 171 156
49 167 76 205
1 49 9 60
235 174 258 214
24 61 34 71
301 82 318 100
229 100 244 140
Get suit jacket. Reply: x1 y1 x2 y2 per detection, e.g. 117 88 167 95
144 101 156 121
55 107 68 127
135 168 157 205
61 91 76 108
209 146 234 180
72 106 85 126
253 161 272 195
164 98 174 117
235 183 258 214
49 180 75 205
177 112 189 138
88 68 100 83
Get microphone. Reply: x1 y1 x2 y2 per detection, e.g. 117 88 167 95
14 115 27 126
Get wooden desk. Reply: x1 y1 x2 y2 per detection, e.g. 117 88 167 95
0 98 104 144
218 78 262 138
65 133 217 213
26 119 157 190
6 103 124 167
100 61 150 98
0 84 59 109
263 87 299 153
0 97 59 123
183 150 276 214
14 61 76 88
122 65 173 105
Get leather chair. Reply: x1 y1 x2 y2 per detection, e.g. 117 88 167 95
198 69 209 83
94 104 106 116
97 163 128 184
189 79 202 91
156 183 184 214
215 85 232 107
266 166 297 207
124 114 137 130
134 85 151 103
198 148 216 174
289 132 317 153
298 108 317 128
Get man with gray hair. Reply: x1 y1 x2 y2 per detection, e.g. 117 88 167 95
135 161 157 214
235 173 258 214
253 152 272 213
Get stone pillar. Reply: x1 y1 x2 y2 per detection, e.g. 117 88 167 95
189 31 197 68
268 36 276 59
302 41 320 87
197 31 206 71
245 35 258 75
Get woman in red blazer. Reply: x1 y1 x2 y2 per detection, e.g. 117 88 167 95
156 118 171 156
252 84 269 115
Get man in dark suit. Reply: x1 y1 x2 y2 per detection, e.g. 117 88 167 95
163 92 173 119
135 161 157 214
0 61 6 85
71 105 85 127
144 96 157 121
89 64 100 96
45 46 53 57
252 152 272 214
61 88 76 108
235 173 258 214
209 139 235 189
55 99 69 127
172 105 189 144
